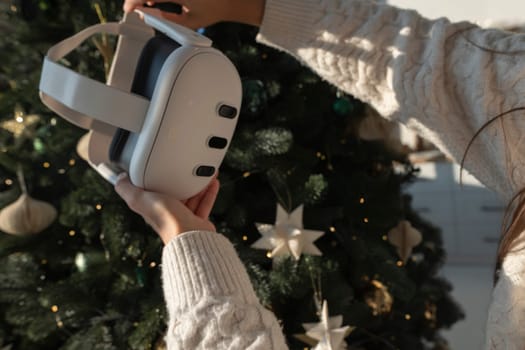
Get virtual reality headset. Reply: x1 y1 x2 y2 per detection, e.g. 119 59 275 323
39 10 241 199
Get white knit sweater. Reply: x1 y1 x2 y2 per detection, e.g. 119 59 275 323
162 0 525 349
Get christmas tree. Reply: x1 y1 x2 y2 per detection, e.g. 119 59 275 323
0 1 464 349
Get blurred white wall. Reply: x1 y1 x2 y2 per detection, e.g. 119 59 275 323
387 0 525 27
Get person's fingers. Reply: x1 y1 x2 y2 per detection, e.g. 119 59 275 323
123 0 144 13
115 174 150 214
185 191 203 213
124 0 188 13
185 179 212 212
116 174 175 232
185 171 220 211
149 0 187 4
195 178 220 219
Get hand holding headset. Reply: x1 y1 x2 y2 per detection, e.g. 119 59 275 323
39 9 242 199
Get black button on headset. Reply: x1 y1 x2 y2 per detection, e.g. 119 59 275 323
208 136 228 149
195 166 216 177
218 104 237 119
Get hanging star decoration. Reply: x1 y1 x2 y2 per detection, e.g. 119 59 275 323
1 105 40 139
387 220 423 264
296 300 354 350
251 204 324 260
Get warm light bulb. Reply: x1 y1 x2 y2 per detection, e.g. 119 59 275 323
95 204 102 210
51 305 59 313
43 162 51 168
68 230 76 237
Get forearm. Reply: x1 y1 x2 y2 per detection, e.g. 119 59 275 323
256 0 525 200
161 230 287 349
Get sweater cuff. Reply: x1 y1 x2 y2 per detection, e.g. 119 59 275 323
161 231 259 314
257 0 322 53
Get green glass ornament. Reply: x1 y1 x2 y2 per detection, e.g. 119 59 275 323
333 97 354 116
33 137 45 153
135 265 146 287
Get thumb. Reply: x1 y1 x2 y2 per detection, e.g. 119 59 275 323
114 173 145 214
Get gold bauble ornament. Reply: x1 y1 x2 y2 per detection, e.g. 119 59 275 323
387 220 422 263
154 336 167 350
364 280 393 316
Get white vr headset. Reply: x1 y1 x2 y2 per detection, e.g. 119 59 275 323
39 10 241 199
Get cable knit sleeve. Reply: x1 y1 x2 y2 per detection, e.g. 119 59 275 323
484 250 525 349
257 0 525 201
161 231 287 350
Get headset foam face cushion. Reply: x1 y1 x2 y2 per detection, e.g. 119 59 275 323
109 34 181 163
